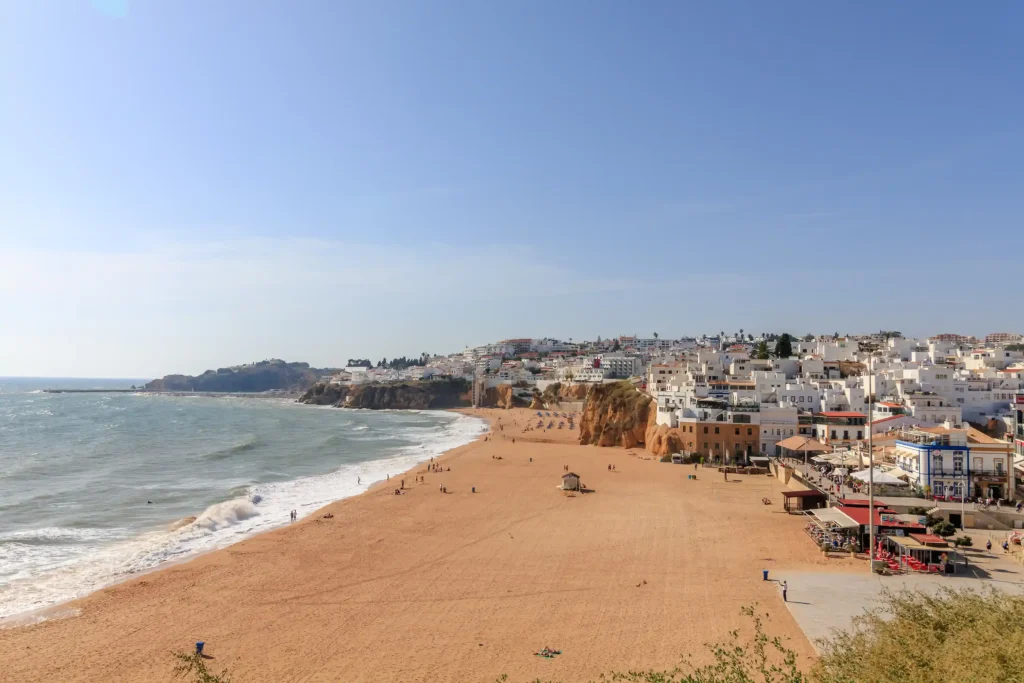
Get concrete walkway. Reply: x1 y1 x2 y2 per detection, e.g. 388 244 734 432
772 535 1024 651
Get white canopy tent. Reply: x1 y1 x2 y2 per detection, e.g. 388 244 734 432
809 507 859 529
826 453 864 467
852 468 907 486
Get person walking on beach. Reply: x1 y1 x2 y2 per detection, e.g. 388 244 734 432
357 477 361 485
781 580 788 602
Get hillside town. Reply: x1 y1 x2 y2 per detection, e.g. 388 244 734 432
325 331 1024 501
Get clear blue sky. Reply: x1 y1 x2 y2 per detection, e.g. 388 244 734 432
2 1 1022 377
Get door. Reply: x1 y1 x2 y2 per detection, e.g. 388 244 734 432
949 513 962 528
988 485 1002 499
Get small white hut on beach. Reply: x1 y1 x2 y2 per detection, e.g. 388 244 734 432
562 472 581 491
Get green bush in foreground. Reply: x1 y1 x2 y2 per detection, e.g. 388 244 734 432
813 587 1024 683
173 651 231 683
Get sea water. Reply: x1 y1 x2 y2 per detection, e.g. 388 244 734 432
0 379 486 620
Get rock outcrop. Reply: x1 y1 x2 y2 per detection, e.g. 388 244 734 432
540 382 589 406
578 381 652 448
146 359 335 393
298 378 472 410
480 385 517 409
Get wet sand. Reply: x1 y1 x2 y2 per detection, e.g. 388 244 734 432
0 408 832 682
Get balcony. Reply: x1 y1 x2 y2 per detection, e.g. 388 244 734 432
930 468 1005 477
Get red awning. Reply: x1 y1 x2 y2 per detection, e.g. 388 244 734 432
910 534 949 547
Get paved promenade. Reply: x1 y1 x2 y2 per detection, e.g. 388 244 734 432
773 532 1024 651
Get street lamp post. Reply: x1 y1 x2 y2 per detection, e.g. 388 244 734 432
868 353 875 572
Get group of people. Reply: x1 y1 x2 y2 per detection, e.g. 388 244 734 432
607 464 617 471
289 509 298 522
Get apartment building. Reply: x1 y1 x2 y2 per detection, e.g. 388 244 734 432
598 354 643 379
894 427 1014 501
812 411 867 447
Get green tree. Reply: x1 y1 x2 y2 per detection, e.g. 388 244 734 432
932 520 957 537
755 341 771 360
775 334 794 359
653 332 659 339
612 339 621 351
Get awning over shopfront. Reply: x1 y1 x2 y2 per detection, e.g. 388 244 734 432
809 507 859 529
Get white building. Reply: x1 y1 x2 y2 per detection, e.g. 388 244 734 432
599 354 643 379
759 405 800 454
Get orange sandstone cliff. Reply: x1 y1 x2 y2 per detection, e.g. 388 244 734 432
576 381 689 456
577 382 652 448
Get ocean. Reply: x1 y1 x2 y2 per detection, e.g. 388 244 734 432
0 378 486 620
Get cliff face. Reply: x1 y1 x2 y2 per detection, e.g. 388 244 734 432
645 419 686 457
480 385 516 409
146 360 334 393
578 382 652 448
300 382 350 406
298 378 471 410
540 382 589 406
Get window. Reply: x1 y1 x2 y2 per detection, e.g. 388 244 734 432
735 428 740 435
704 426 708 434
790 429 794 435
714 442 720 449
747 428 752 436
703 442 708 449
843 430 849 440
831 430 837 440
715 427 720 434
857 431 863 440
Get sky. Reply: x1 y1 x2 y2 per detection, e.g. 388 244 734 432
2 1 1023 378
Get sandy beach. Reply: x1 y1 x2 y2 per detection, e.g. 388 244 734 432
0 408 835 683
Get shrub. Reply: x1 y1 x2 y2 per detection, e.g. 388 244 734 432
814 588 1024 682
173 652 231 683
953 535 973 548
932 520 957 538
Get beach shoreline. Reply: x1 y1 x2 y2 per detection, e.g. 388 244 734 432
0 403 487 626
0 407 836 683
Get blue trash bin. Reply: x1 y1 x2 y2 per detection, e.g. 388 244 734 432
762 570 769 581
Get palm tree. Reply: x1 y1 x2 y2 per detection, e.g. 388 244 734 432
653 332 659 339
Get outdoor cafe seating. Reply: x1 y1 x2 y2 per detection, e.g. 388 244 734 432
874 534 952 574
